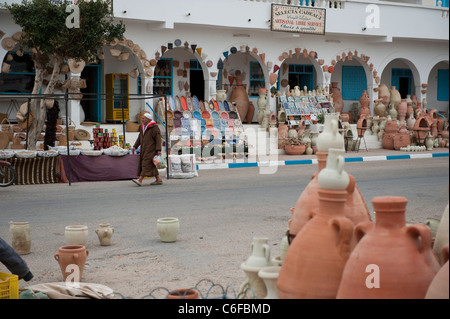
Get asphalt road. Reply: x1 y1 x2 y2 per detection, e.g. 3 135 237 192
0 157 448 298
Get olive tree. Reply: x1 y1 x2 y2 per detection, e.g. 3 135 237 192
5 0 125 149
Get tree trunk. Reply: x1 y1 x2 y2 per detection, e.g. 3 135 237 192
28 55 63 150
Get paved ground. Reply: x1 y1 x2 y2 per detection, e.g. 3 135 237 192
0 147 448 299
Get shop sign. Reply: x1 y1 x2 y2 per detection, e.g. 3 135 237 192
271 4 326 35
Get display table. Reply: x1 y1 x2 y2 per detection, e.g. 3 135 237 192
60 154 139 183
7 156 62 185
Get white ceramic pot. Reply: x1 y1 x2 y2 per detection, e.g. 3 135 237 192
95 223 114 246
316 115 345 152
258 266 281 299
10 222 31 255
65 225 89 246
245 237 271 268
318 148 349 190
157 217 180 243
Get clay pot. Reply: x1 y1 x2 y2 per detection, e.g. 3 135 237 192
230 86 250 122
398 99 407 123
317 148 349 191
9 222 31 255
407 113 416 131
384 118 398 133
356 116 367 138
390 86 401 107
337 196 440 299
284 144 306 155
167 289 200 299
65 225 88 246
157 217 179 243
382 132 396 150
246 102 255 124
377 84 390 108
54 245 89 281
278 188 355 299
359 90 370 108
374 100 386 117
393 133 410 150
316 115 345 152
413 116 432 144
426 244 449 299
330 83 344 113
245 237 271 268
216 90 227 103
95 223 114 246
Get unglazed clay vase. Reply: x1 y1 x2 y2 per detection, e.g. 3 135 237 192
317 148 349 191
398 99 407 123
54 245 89 281
359 90 370 118
377 84 390 108
95 223 114 246
157 217 180 243
245 237 271 268
230 86 249 122
10 222 31 255
65 225 88 246
433 202 449 265
388 103 398 120
316 116 345 152
278 187 355 299
258 266 281 299
390 86 401 107
425 244 449 299
336 196 440 299
278 125 289 149
216 90 227 103
257 91 268 124
330 82 344 113
407 112 416 131
374 99 386 117
393 133 410 150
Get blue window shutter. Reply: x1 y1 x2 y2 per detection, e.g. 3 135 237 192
342 66 367 100
437 69 449 101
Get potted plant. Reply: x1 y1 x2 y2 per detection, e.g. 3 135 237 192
284 137 306 155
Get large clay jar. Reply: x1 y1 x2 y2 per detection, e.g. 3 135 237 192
288 117 370 239
230 86 250 122
336 196 440 299
246 102 255 124
278 186 355 299
406 112 416 131
425 244 449 299
433 202 449 265
382 132 396 150
54 245 89 281
95 223 114 246
157 217 180 243
374 99 386 117
278 124 289 149
257 90 268 124
388 103 398 120
330 82 344 113
65 225 88 246
398 99 407 123
377 84 390 108
9 222 31 255
390 86 401 108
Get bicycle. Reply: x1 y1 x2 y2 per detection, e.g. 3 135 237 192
0 160 17 187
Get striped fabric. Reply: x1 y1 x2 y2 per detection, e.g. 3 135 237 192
8 156 60 185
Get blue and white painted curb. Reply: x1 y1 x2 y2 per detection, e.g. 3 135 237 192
196 152 449 170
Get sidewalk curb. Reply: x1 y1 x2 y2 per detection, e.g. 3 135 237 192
196 152 449 171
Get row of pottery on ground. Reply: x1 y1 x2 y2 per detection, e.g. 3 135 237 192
272 114 448 298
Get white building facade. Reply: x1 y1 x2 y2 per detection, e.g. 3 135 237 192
0 0 448 126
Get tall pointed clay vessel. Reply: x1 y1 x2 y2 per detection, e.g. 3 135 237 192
278 152 355 299
336 196 440 299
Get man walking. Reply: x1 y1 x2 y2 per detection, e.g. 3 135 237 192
132 112 163 186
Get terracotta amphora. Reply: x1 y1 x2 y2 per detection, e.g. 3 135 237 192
426 244 449 299
336 196 440 299
433 202 449 265
278 188 355 299
398 99 407 123
230 86 249 122
330 82 344 113
377 84 390 108
54 245 89 281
